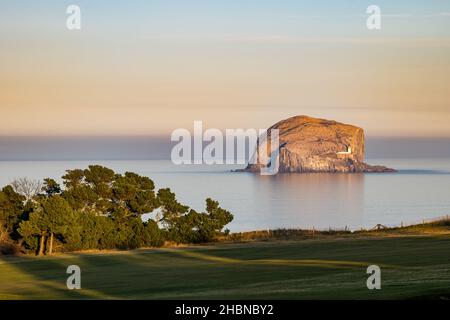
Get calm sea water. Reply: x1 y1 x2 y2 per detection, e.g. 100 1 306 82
0 158 449 232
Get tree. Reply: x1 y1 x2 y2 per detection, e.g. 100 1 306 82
18 195 74 255
6 166 234 255
42 178 62 196
112 172 158 216
62 167 106 213
156 188 233 243
143 219 164 247
10 177 42 202
60 166 163 250
83 165 115 204
62 169 84 189
62 166 159 217
63 184 98 212
156 188 189 228
200 198 233 241
64 211 115 251
169 199 233 243
0 186 25 241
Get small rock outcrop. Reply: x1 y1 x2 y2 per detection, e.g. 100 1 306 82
243 115 395 173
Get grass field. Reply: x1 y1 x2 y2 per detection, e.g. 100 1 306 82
1 233 450 300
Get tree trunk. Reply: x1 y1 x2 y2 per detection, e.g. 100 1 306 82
48 232 54 255
38 233 45 256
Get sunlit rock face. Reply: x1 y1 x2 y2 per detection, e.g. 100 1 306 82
244 115 395 173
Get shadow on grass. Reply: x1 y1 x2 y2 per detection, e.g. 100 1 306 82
0 254 106 299
2 236 450 299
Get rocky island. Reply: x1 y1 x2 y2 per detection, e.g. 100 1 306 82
243 115 395 173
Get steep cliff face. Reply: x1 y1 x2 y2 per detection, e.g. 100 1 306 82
244 115 394 173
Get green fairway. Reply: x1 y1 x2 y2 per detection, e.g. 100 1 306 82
1 236 450 299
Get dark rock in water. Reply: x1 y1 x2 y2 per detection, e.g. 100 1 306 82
242 115 395 174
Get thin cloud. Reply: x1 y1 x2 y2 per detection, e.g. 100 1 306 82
136 34 450 47
344 13 413 18
292 12 450 19
424 12 450 17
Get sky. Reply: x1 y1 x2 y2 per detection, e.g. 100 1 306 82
1 0 450 138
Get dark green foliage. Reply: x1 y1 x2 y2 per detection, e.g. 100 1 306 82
35 195 74 234
166 199 234 243
157 188 189 227
113 172 158 215
2 166 233 255
62 169 85 189
0 186 26 240
42 178 62 196
18 195 75 254
144 219 165 247
63 184 98 211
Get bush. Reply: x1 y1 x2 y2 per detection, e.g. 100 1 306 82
0 241 20 255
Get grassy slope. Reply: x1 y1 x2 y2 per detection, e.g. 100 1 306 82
1 234 450 300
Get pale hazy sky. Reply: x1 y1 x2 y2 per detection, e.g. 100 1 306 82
1 0 450 137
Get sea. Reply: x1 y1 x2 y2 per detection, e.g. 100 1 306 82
1 158 449 232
